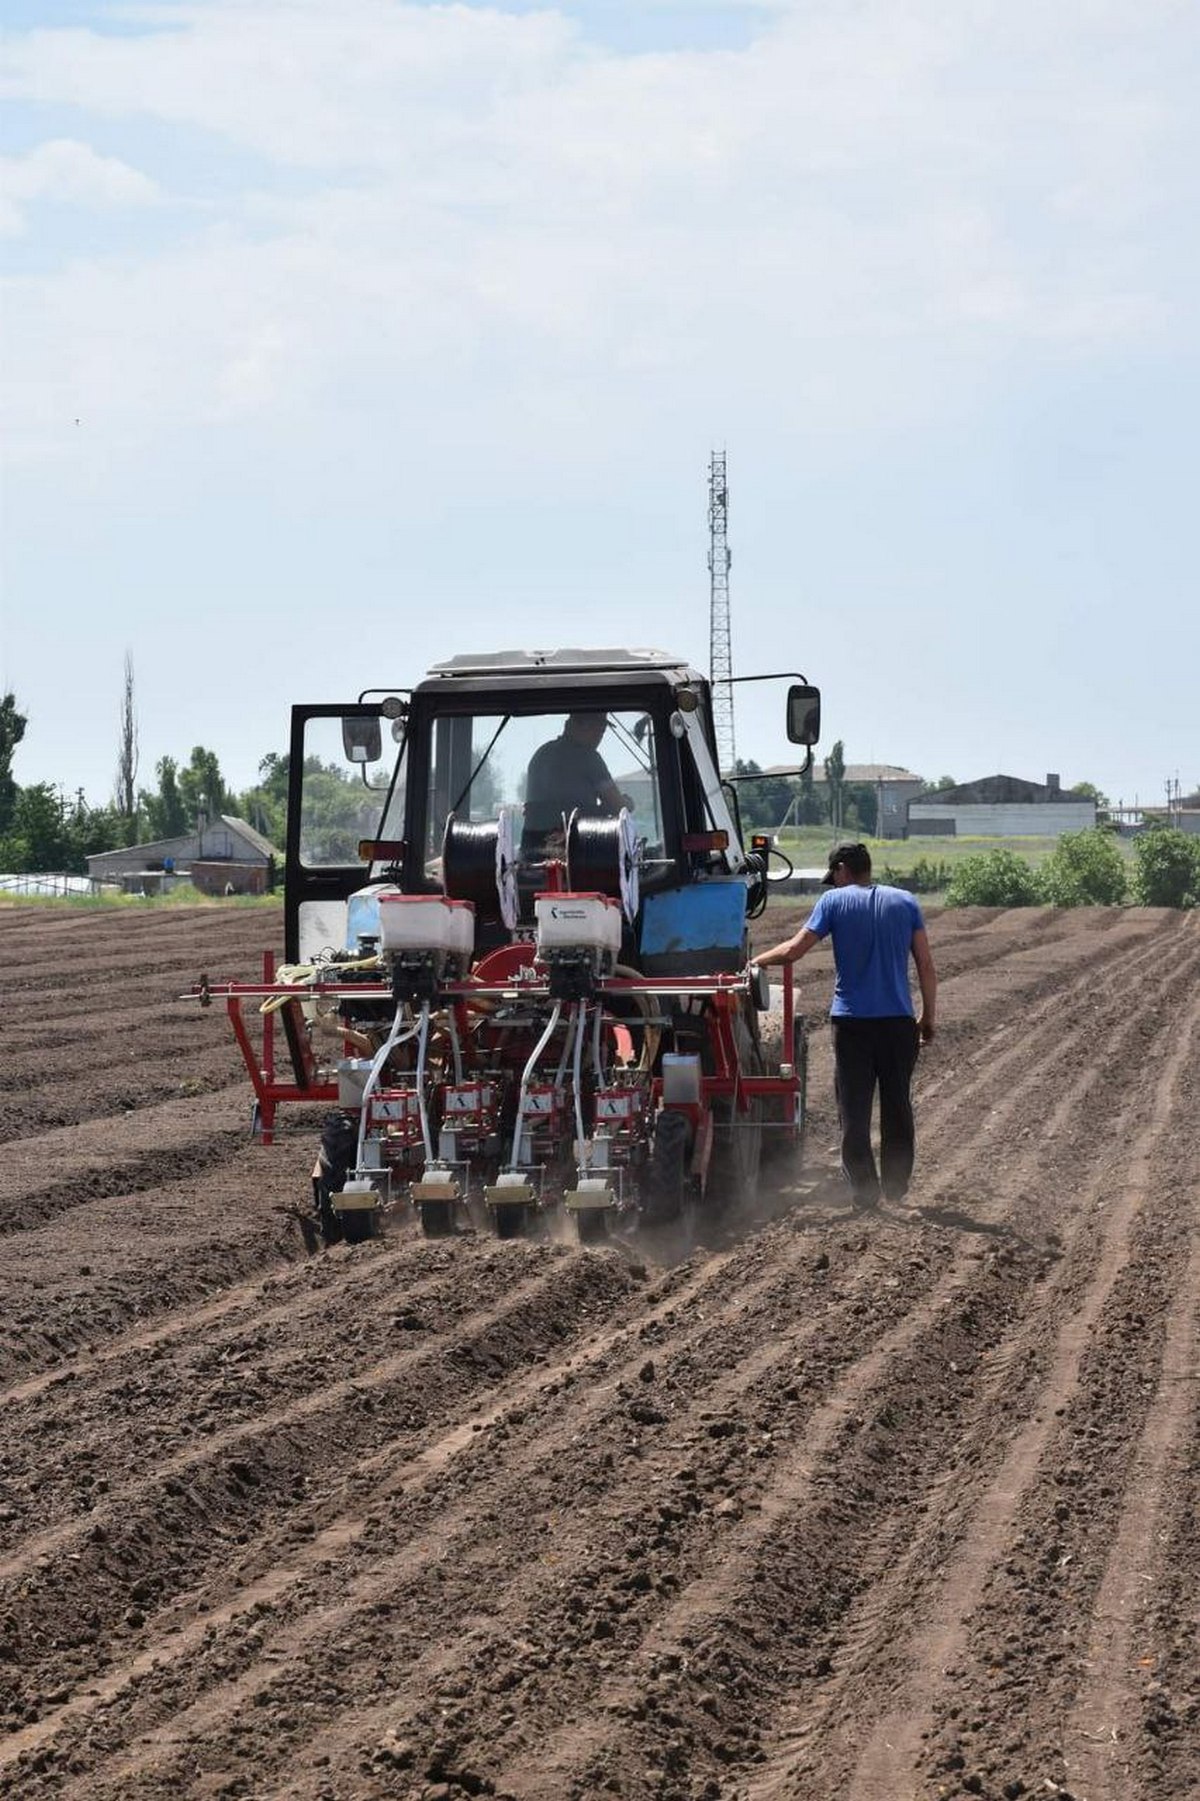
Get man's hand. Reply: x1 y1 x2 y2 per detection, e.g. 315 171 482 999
918 1015 935 1045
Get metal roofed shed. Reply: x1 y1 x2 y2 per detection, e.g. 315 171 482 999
908 774 1096 838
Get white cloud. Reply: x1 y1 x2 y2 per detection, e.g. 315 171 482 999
0 0 1193 466
0 137 160 234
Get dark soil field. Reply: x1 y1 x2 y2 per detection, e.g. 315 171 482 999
1 901 1197 1801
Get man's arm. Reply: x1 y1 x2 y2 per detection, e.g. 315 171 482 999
598 776 627 814
595 755 632 816
756 925 821 967
911 926 937 1043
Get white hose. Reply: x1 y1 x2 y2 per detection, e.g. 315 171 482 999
446 1004 465 1085
573 1000 589 1169
509 1001 562 1172
355 1001 419 1172
414 1002 435 1163
554 1005 578 1085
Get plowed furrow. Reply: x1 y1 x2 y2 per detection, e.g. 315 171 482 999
0 1238 585 1545
68 930 1194 1797
833 969 1200 1800
24 1225 955 1795
0 1249 650 1747
1066 1208 1200 1801
727 940 1200 1798
3 904 1197 1801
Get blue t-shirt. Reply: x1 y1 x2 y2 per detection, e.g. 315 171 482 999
805 883 924 1018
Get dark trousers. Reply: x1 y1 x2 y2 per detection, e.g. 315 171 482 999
830 1016 921 1202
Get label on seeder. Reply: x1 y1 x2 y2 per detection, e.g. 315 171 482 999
370 1090 422 1122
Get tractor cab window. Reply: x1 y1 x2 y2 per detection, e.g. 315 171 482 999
299 716 405 867
423 708 664 870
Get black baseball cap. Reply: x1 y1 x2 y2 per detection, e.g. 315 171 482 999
822 841 872 884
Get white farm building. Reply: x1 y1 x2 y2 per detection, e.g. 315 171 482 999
907 774 1096 838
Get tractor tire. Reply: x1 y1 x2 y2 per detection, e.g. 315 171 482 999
643 1107 692 1224
707 1019 764 1212
313 1176 344 1249
311 1112 358 1249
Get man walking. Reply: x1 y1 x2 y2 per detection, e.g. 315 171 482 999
756 842 937 1205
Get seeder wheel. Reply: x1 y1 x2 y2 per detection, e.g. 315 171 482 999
574 1207 610 1245
418 1200 456 1238
492 1203 528 1239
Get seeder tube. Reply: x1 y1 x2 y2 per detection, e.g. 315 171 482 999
509 1001 562 1172
573 1001 589 1168
414 1001 435 1164
355 1001 419 1174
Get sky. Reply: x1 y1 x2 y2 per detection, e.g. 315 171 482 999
2 0 1197 814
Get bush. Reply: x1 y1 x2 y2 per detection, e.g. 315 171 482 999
1038 829 1127 907
1132 827 1200 908
944 848 1042 908
879 857 954 895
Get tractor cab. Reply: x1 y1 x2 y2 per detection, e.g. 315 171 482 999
283 648 820 967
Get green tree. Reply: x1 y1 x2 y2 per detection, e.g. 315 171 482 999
796 756 822 825
177 747 232 824
823 740 846 831
842 781 879 836
1131 827 1200 908
1068 781 1110 811
114 651 139 824
0 692 27 836
139 756 190 840
1038 829 1127 907
3 783 69 870
733 759 795 829
945 848 1042 908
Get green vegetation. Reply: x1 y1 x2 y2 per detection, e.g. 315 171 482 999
1132 827 1200 908
945 849 1043 907
1037 829 1128 907
0 883 278 912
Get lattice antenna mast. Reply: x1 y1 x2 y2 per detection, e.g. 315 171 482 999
708 450 736 776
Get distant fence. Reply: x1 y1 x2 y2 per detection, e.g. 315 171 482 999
0 872 110 900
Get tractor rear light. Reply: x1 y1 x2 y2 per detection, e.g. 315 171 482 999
682 831 729 853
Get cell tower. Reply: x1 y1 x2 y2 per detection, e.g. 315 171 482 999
708 449 736 775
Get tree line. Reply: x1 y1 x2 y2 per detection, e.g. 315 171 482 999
0 688 289 876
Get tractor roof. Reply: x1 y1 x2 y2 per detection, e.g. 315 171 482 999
425 648 701 683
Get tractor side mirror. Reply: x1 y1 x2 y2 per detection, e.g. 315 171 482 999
786 684 821 746
342 715 383 765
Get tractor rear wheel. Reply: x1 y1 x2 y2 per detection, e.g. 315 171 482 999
643 1108 692 1224
707 1020 764 1211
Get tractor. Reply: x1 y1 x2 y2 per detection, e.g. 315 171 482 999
190 648 820 1245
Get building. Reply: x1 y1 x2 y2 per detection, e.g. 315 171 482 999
842 764 926 838
907 774 1095 838
763 762 924 838
86 816 279 895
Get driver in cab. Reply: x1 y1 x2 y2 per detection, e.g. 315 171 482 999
522 712 627 852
